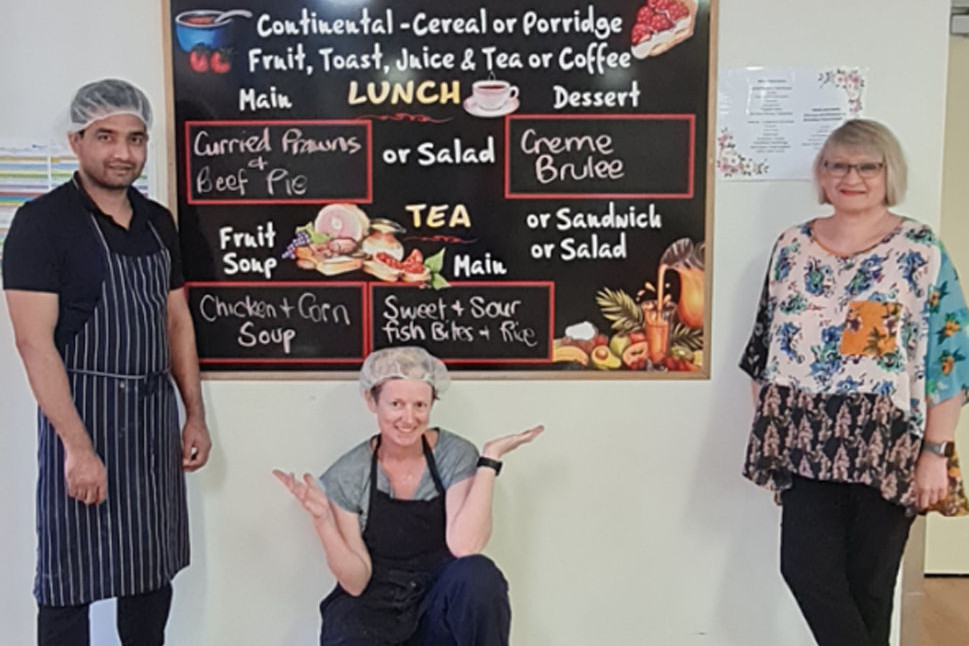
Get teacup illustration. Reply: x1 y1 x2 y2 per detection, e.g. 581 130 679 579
471 79 519 112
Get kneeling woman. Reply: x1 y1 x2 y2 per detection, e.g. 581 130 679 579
275 346 543 645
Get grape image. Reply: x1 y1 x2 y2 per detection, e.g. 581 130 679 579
282 230 311 259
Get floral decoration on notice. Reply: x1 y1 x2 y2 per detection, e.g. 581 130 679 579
716 127 769 178
818 68 865 116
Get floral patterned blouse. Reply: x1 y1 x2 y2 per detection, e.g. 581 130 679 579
740 218 969 513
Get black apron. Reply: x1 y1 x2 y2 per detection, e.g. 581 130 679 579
34 213 189 606
320 434 453 644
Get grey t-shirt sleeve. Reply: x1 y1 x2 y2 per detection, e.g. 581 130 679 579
434 430 479 488
319 440 372 515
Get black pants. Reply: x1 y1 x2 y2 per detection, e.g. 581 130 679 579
321 555 511 646
37 584 173 646
780 477 914 646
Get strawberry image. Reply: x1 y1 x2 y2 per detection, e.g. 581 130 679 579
631 0 695 58
650 14 674 32
632 22 652 45
189 45 209 73
210 49 232 74
667 1 690 21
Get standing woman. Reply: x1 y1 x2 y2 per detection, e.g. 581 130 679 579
740 119 969 646
275 346 543 646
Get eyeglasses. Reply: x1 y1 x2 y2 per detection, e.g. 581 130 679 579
822 161 885 178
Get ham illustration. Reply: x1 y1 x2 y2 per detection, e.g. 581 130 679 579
314 204 370 241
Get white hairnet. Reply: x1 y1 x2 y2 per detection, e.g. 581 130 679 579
360 346 450 395
68 79 153 132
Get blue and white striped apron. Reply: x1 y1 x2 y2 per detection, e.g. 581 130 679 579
35 213 189 606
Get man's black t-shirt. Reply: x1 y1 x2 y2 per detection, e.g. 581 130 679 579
3 174 184 350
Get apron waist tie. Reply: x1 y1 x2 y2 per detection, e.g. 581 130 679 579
65 368 171 393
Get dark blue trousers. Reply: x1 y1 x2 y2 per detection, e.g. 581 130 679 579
321 555 511 646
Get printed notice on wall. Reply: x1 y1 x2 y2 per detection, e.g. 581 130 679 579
0 144 150 228
168 0 715 376
716 66 867 181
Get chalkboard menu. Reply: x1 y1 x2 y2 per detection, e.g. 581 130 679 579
166 0 715 376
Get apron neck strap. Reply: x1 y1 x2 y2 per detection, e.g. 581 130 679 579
423 433 446 495
368 432 447 509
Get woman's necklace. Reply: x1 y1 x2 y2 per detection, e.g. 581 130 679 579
379 447 425 497
814 211 900 256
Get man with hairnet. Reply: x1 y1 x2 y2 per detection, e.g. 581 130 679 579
3 78 210 645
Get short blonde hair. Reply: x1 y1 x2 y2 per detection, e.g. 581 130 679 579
812 119 907 206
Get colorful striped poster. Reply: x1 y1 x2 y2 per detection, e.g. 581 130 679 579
0 144 149 228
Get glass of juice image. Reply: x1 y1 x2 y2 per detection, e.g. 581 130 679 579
643 301 675 365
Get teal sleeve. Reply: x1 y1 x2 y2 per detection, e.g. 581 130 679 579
925 244 969 406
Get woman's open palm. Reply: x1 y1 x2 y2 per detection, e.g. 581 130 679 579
481 425 545 460
273 470 332 520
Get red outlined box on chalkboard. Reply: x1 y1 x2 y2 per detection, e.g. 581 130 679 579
504 113 695 200
368 281 555 365
185 281 369 365
184 120 373 205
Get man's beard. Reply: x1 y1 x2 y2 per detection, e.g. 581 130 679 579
87 165 141 191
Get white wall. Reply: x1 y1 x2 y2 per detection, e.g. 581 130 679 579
0 1 953 644
926 34 969 574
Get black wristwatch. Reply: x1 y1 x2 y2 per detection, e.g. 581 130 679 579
921 440 955 458
477 456 502 475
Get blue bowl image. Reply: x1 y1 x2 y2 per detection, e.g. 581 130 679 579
174 10 233 53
